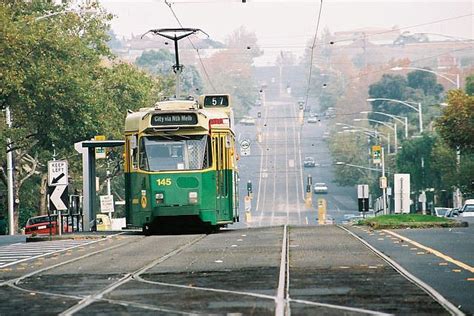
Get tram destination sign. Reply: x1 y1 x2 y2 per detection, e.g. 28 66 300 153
151 113 198 126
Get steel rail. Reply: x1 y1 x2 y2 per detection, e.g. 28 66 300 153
59 234 206 316
339 225 464 316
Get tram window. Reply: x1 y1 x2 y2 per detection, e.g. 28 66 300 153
138 138 149 170
140 135 210 171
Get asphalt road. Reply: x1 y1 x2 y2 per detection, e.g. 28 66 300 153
349 225 474 315
0 226 452 315
235 96 358 228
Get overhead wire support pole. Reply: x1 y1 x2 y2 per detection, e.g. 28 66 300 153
142 28 205 98
5 106 14 235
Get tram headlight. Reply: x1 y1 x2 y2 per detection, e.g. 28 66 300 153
189 192 198 204
155 193 164 204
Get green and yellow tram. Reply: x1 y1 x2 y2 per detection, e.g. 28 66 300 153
124 95 239 234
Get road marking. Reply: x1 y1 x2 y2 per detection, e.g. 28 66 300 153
383 229 474 274
452 269 461 273
467 278 474 281
439 262 448 266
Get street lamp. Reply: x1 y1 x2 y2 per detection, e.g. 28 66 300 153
354 118 398 154
391 66 459 89
367 98 422 134
335 161 383 173
360 111 408 139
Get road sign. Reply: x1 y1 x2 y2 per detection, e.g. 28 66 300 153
95 135 106 159
394 173 410 214
100 195 115 213
372 145 381 164
48 185 69 211
48 160 68 186
240 139 251 150
357 184 369 199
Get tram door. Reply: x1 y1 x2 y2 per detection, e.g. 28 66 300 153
213 132 230 220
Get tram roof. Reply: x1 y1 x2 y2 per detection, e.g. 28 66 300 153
124 103 231 133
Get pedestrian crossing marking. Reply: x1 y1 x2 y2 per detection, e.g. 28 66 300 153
0 239 99 268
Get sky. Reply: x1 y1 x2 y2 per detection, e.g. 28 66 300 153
99 0 473 65
100 1 473 41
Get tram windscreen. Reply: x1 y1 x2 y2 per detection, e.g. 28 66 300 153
139 135 211 171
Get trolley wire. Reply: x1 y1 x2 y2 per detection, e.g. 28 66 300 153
163 0 217 93
329 13 474 45
304 0 323 108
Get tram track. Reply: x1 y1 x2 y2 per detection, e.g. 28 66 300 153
0 226 460 315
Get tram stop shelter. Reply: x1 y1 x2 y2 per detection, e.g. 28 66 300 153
74 140 125 231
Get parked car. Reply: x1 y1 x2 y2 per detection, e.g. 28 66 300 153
433 207 451 217
460 199 474 218
314 182 328 194
239 116 256 126
303 156 316 167
25 215 59 235
445 208 459 218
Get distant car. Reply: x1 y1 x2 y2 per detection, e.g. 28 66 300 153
239 116 256 126
255 99 262 106
303 157 316 167
433 207 450 217
314 182 328 194
307 117 319 123
460 199 474 218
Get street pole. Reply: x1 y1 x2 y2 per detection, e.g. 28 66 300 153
394 123 398 154
381 147 387 215
404 116 408 138
418 102 423 133
5 107 14 235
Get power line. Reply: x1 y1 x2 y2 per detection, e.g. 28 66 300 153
163 0 217 93
329 13 474 45
304 0 323 107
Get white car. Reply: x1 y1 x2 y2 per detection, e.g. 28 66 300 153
239 116 256 126
433 207 450 217
314 182 328 194
460 199 474 218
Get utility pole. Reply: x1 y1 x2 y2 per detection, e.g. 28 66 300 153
144 28 206 98
5 107 14 235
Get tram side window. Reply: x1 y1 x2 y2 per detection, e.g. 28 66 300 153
128 135 139 170
139 138 149 170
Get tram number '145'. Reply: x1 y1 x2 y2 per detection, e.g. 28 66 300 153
157 178 172 186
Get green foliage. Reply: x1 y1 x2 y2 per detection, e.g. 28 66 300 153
407 70 443 98
435 90 474 152
1 1 166 231
396 134 439 192
466 74 474 96
329 133 373 186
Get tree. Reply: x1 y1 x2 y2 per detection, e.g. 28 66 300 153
0 2 164 231
407 69 443 99
466 74 474 96
435 90 474 152
368 74 410 119
396 134 440 192
135 49 203 95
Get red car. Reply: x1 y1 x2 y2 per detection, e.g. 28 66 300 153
25 215 69 235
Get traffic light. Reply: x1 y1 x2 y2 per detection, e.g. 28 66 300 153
247 180 252 195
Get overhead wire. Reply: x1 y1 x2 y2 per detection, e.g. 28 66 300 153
304 0 323 107
329 13 474 45
163 0 217 93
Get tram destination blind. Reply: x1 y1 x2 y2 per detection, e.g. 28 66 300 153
151 113 198 126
